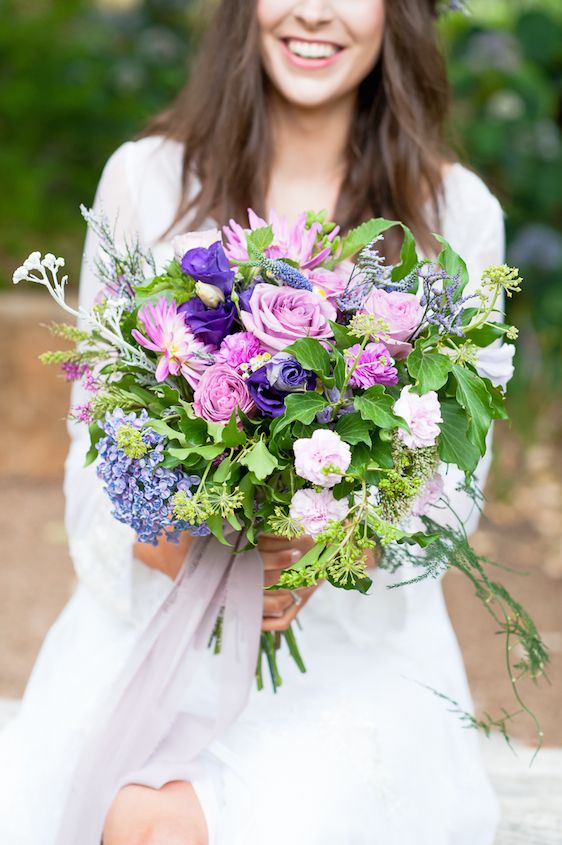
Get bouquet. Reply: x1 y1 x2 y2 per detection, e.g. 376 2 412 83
14 207 548 739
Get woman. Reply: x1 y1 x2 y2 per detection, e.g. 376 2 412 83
0 1 511 843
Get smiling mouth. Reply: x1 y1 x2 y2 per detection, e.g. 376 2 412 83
282 38 344 61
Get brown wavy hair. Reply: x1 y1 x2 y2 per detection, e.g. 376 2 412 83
144 0 452 256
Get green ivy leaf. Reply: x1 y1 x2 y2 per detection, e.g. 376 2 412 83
354 385 407 430
272 392 327 435
407 346 453 392
168 443 224 461
335 412 372 446
452 364 494 455
438 400 481 472
338 218 418 284
329 321 356 350
434 235 469 298
205 513 232 546
464 324 513 347
178 416 208 447
285 337 331 379
239 439 278 481
84 421 104 467
213 457 233 483
222 411 248 447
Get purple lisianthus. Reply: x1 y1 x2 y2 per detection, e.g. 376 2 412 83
181 242 234 293
266 353 316 392
246 366 286 417
344 342 398 389
178 296 236 347
238 281 258 312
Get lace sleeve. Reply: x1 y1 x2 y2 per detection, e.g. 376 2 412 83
64 143 171 623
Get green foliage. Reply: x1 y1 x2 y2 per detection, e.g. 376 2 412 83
407 345 453 393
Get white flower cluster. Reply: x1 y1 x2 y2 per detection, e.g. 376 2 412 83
13 252 78 318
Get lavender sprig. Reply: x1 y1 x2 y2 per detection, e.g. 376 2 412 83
418 262 472 337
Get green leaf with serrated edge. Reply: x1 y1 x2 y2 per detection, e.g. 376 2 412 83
239 440 278 481
285 337 331 378
169 443 224 461
222 411 247 447
354 385 407 430
452 364 494 456
434 235 469 297
246 225 274 259
329 321 357 350
438 401 480 473
205 514 232 546
406 345 453 393
335 413 372 446
271 392 327 435
148 419 187 445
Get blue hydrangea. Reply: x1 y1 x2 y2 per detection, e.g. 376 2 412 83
96 408 210 545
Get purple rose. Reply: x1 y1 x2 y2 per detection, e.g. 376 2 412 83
181 242 234 293
246 366 286 417
178 296 236 347
344 342 398 389
240 283 336 352
265 353 316 392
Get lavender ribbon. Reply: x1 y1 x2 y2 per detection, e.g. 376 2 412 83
56 534 263 844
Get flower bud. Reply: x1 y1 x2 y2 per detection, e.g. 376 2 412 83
172 229 222 261
195 281 225 308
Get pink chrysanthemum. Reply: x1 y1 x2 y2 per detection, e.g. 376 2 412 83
132 297 215 386
223 209 338 270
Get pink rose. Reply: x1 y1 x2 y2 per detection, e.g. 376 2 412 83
290 488 348 536
411 472 444 517
172 228 223 261
293 429 352 488
241 283 336 352
193 364 256 423
307 262 352 302
362 289 423 359
394 386 442 449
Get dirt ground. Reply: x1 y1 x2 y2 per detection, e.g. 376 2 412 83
1 293 560 748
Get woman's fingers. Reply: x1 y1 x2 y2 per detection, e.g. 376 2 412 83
261 585 316 632
262 589 295 618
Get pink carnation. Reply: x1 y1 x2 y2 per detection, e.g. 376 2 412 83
193 364 256 423
362 289 423 359
241 283 336 352
344 342 398 388
394 386 443 449
293 429 352 488
290 488 348 537
411 473 445 517
216 332 265 370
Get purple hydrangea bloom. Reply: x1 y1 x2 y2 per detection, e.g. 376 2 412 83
178 296 237 347
181 242 234 293
96 408 209 544
344 343 398 389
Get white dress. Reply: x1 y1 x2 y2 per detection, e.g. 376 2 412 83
0 136 513 845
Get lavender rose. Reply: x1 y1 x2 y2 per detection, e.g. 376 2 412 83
193 364 256 423
181 242 234 293
266 353 316 392
362 289 423 359
240 283 336 352
179 296 236 347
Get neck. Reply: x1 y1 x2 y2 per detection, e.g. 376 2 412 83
267 89 355 184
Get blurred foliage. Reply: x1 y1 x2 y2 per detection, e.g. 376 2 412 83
1 0 560 425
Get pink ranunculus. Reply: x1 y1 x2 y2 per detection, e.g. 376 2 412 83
394 386 443 449
290 488 349 536
293 429 352 488
215 332 265 370
240 283 336 352
193 364 256 423
411 473 445 517
362 289 424 359
171 228 223 261
307 262 353 302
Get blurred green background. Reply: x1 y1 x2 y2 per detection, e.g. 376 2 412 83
1 0 561 424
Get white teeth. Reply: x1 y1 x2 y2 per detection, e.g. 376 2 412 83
286 39 339 60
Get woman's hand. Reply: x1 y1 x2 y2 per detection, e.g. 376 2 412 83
258 533 318 632
133 532 193 581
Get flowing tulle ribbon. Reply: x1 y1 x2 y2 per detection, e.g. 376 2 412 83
56 534 263 845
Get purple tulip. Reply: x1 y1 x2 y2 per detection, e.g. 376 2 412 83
178 296 236 347
180 242 234 293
